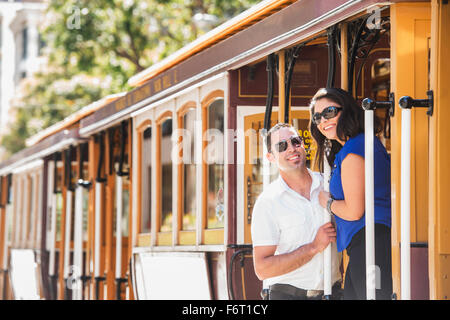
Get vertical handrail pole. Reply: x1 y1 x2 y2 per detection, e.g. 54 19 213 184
94 181 102 299
48 155 58 299
63 189 72 299
94 133 107 300
364 109 376 300
323 157 332 299
400 107 411 300
361 97 397 300
398 92 434 300
48 195 56 295
115 174 123 299
115 121 129 299
262 141 270 189
73 184 84 300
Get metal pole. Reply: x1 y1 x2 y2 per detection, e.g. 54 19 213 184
400 108 411 300
48 157 58 300
115 174 123 299
364 109 376 300
262 139 270 190
94 181 102 299
48 192 58 299
73 185 84 300
323 156 332 299
63 190 73 299
397 92 433 300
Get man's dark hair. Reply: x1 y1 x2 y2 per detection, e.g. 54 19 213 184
265 123 298 153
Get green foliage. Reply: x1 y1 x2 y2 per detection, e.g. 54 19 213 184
1 0 261 157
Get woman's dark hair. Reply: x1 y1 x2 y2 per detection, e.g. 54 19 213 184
309 88 382 172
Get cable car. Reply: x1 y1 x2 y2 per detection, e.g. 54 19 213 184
0 0 448 300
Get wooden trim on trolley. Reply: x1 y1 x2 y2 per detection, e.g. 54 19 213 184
429 0 450 300
390 2 432 299
105 127 116 299
87 137 97 300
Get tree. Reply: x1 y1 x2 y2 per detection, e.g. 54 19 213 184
1 0 261 157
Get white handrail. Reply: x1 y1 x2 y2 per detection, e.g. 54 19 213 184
364 109 376 300
48 160 57 277
323 157 332 298
400 108 411 300
73 185 84 300
63 191 73 281
115 175 123 280
94 182 102 279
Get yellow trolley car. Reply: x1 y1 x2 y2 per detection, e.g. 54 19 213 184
0 0 448 300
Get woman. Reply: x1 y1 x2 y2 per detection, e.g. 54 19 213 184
309 87 392 300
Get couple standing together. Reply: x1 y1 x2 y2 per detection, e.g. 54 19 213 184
251 88 393 300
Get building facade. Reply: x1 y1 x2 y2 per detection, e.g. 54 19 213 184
0 0 46 135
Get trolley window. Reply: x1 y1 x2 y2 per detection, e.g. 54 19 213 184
156 113 173 245
140 125 152 234
201 92 225 245
180 107 197 232
177 104 197 246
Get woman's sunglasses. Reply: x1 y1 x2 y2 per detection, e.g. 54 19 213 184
312 106 342 125
273 136 303 153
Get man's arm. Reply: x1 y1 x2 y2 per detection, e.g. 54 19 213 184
252 222 336 280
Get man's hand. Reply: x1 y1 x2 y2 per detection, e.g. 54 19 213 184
253 222 335 280
312 222 336 253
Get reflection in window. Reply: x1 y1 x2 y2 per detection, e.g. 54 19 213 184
182 109 196 231
160 118 172 232
141 126 152 233
205 99 224 229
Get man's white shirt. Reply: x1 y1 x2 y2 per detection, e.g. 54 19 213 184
251 169 341 290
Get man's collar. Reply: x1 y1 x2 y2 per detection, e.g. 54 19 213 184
276 168 321 196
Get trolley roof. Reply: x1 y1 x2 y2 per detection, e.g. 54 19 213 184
79 0 382 136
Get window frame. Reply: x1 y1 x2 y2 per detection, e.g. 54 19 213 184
201 90 225 245
177 102 197 245
155 110 174 246
136 119 152 246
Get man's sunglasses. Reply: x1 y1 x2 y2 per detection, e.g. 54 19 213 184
312 106 342 125
273 136 303 153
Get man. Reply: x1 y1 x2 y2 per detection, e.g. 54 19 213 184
251 123 341 300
